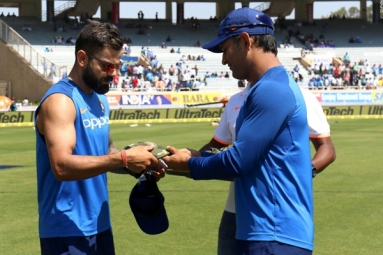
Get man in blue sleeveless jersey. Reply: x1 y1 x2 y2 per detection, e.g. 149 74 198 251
163 8 315 255
35 20 165 255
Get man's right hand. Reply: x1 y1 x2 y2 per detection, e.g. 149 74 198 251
124 145 158 174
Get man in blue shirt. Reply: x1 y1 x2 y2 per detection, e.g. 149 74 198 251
293 64 300 73
35 20 165 255
151 55 159 68
163 8 314 255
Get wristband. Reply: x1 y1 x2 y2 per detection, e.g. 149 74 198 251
121 150 128 168
312 164 317 178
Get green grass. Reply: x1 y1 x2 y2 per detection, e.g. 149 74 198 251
1 120 383 254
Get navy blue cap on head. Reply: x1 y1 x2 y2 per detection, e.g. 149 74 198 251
202 7 274 53
129 174 169 235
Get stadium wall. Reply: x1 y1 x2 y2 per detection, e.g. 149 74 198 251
0 40 51 102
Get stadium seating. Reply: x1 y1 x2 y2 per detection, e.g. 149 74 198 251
2 15 382 94
295 18 383 48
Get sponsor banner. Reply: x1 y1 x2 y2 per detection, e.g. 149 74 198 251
321 92 372 104
371 91 383 103
323 105 383 116
4 104 383 126
0 108 224 126
106 92 223 106
109 107 224 122
121 56 139 65
120 94 172 106
106 94 121 106
170 92 222 105
106 94 173 106
306 55 333 68
0 111 34 126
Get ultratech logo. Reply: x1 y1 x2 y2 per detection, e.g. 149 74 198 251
366 105 383 115
110 109 161 119
322 105 383 116
323 106 354 115
173 108 224 118
83 117 110 129
109 108 224 120
0 112 25 123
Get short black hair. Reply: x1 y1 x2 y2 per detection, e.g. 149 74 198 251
75 20 123 58
250 34 278 56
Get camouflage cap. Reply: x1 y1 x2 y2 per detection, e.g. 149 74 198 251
204 147 229 154
124 141 171 159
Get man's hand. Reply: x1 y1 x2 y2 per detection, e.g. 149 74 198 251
150 159 167 181
162 146 195 171
125 145 158 174
186 148 201 157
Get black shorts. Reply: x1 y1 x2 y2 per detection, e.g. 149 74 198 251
40 228 115 255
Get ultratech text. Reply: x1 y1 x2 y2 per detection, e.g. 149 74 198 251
0 112 25 123
366 105 383 115
110 109 161 120
323 106 353 115
322 106 383 116
173 108 224 119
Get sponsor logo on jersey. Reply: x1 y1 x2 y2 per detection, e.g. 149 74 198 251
80 108 88 114
83 117 109 129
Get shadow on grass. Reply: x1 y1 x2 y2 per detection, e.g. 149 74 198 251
0 165 22 171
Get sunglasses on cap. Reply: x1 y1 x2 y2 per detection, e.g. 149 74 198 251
223 14 274 31
86 53 121 73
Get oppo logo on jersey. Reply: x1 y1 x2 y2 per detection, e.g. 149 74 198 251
83 117 110 129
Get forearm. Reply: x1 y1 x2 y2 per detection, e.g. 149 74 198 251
311 144 336 173
50 152 124 181
310 137 336 174
199 138 229 152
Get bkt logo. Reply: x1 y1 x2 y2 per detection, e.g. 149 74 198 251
83 117 109 129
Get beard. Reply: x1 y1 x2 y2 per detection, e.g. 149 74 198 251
82 63 112 94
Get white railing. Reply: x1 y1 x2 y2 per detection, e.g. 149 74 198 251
0 19 67 81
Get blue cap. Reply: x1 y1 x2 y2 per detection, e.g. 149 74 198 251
202 7 274 53
129 174 169 235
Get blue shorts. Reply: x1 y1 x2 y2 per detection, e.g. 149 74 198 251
40 228 115 255
237 240 312 255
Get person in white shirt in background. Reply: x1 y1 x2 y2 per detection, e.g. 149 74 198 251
22 97 29 106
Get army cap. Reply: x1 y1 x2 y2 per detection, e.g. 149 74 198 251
124 141 171 159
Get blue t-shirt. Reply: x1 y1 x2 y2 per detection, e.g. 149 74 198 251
189 66 313 250
146 72 153 82
35 78 111 238
121 64 128 72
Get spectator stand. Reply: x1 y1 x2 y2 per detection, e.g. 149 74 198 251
3 15 382 94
